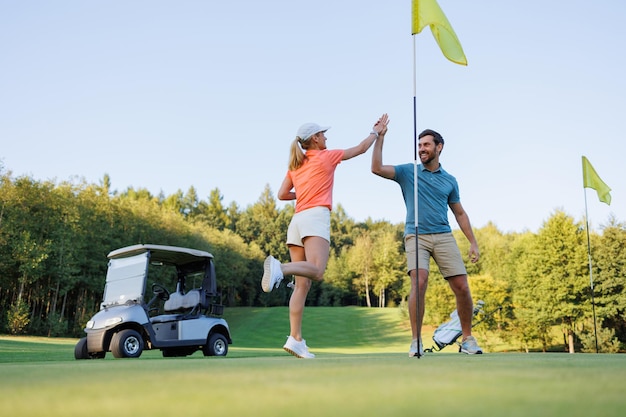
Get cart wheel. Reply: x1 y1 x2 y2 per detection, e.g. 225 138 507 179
75 337 106 359
203 333 228 357
111 329 144 358
74 337 90 359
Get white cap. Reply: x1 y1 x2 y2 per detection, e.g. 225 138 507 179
296 123 330 142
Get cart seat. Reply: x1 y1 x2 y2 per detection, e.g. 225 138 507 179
164 290 201 312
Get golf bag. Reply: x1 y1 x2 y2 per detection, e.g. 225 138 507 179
425 300 501 352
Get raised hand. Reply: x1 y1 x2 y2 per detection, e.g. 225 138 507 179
373 113 389 135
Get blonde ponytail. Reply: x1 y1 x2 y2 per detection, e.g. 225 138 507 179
288 138 307 171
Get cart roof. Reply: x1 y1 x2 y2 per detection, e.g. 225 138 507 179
107 244 213 265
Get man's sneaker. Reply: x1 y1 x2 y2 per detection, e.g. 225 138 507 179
261 255 284 293
283 336 315 359
409 338 424 357
460 335 483 354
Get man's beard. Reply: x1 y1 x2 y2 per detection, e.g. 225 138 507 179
420 153 435 164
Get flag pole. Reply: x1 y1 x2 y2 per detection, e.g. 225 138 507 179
411 0 468 359
583 188 599 353
412 33 421 359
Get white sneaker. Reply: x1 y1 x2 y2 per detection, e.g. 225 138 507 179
460 335 483 354
261 255 284 293
283 336 315 359
408 338 424 357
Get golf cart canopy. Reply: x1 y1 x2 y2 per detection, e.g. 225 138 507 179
108 244 213 265
102 244 214 309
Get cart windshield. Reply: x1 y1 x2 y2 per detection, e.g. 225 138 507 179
101 252 149 308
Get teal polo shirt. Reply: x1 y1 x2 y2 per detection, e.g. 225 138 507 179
393 163 460 236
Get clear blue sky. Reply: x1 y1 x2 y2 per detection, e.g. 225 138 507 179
2 1 624 233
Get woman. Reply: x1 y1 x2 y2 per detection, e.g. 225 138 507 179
261 113 389 358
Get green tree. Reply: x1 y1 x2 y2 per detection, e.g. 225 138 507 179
182 186 200 218
162 189 185 215
319 250 355 306
347 233 374 307
235 185 288 261
330 204 357 257
197 227 264 307
6 299 30 335
371 227 404 307
225 201 241 232
196 188 229 230
472 222 517 280
591 216 626 348
513 211 589 352
467 273 511 350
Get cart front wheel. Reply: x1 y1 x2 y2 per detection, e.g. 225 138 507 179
111 329 144 358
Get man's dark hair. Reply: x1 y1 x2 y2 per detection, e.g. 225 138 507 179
418 129 444 147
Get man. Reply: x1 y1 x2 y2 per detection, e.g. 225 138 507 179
371 127 482 356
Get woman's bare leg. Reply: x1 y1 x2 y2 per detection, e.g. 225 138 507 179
287 236 330 340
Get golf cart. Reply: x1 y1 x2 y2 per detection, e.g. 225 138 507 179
75 244 232 359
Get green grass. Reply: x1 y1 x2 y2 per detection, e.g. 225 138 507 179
1 307 625 417
223 306 414 355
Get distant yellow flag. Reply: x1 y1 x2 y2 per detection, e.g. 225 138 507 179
582 156 611 205
412 0 467 66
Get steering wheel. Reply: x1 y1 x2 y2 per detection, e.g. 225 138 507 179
151 283 170 301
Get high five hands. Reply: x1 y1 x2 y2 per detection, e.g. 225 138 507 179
373 113 390 136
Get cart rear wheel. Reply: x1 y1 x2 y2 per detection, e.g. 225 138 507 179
75 337 107 359
203 333 228 356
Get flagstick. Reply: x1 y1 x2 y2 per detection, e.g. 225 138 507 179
583 188 599 353
412 34 421 359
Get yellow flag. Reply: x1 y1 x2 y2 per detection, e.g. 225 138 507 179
582 156 611 205
412 0 467 66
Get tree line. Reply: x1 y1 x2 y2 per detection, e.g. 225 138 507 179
1 169 624 352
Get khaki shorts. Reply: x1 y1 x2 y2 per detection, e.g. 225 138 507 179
287 206 331 247
404 233 467 278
